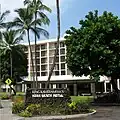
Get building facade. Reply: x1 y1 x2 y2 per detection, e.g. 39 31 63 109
22 38 120 95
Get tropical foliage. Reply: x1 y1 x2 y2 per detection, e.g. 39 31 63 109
65 10 120 92
24 0 51 88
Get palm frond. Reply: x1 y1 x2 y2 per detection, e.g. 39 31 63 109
38 4 52 13
24 0 31 6
38 12 50 25
36 27 49 38
30 27 40 39
0 10 10 21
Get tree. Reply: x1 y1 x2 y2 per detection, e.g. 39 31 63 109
24 0 51 88
0 10 10 108
0 30 26 95
0 10 10 29
46 0 60 88
0 46 28 84
65 10 120 93
9 8 44 88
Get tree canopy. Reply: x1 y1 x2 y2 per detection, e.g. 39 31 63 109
65 10 120 83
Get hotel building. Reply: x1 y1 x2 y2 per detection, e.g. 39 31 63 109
18 38 120 95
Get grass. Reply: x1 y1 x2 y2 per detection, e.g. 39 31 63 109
71 96 93 103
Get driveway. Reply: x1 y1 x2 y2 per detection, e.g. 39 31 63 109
84 106 120 120
1 100 120 120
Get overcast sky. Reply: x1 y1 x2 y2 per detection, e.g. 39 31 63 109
1 0 120 41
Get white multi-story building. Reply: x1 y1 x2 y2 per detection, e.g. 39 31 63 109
21 38 120 95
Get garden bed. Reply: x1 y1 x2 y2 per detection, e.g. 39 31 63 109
12 96 94 117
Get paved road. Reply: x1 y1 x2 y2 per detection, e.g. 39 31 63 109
84 106 120 120
1 100 120 120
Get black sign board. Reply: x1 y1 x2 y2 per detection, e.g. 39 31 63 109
25 88 71 105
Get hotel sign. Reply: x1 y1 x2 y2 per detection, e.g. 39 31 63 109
25 88 71 105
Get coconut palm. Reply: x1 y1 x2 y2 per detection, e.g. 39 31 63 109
24 0 51 87
0 30 23 95
46 0 60 88
8 8 46 88
0 10 10 29
0 9 10 108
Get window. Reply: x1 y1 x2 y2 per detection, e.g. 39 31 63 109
60 42 65 47
41 58 47 64
61 63 65 69
60 48 65 55
55 71 59 75
37 72 40 76
37 66 40 71
49 50 55 56
41 65 47 71
61 71 65 75
41 83 45 88
55 64 59 70
36 59 40 64
49 57 53 63
49 42 57 49
36 52 39 57
36 45 40 50
41 44 46 50
41 72 47 76
41 51 47 57
60 56 65 62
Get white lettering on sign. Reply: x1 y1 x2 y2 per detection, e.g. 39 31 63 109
32 94 64 98
53 94 63 97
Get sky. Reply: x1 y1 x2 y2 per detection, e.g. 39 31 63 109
1 0 120 41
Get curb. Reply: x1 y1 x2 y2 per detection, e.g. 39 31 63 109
21 110 96 120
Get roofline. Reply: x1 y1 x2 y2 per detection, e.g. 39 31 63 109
22 37 65 46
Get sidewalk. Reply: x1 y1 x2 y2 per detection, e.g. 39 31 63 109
0 100 23 120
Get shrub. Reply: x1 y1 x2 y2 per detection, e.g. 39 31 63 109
75 101 90 113
12 101 25 114
68 100 90 113
19 110 32 117
12 95 24 103
0 93 9 100
26 104 41 115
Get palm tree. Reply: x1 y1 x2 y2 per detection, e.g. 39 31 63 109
0 9 10 108
0 10 10 29
0 30 23 95
24 0 51 88
46 0 60 88
8 8 46 88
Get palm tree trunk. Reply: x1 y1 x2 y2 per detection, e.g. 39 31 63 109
0 55 2 108
10 52 16 95
27 29 35 88
46 0 60 88
34 12 38 88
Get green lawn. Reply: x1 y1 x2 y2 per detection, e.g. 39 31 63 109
71 96 93 103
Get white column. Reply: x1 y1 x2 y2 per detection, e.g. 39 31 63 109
47 42 49 77
91 83 95 95
49 84 52 89
40 44 41 77
53 84 56 89
39 83 41 88
111 84 113 92
22 84 24 92
62 84 65 88
104 82 107 93
73 84 77 96
28 46 31 81
59 42 61 75
117 79 120 90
